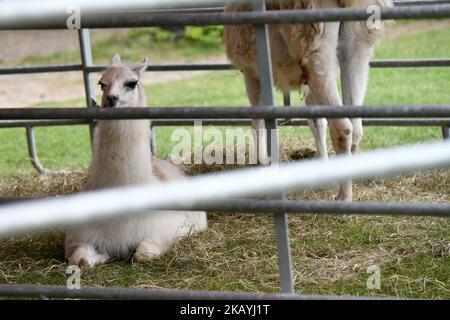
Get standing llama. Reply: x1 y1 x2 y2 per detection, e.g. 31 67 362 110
65 55 207 268
224 0 392 201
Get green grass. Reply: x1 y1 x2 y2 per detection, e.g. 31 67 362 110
0 26 449 299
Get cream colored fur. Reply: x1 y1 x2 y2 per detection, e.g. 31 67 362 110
65 55 207 267
224 0 392 201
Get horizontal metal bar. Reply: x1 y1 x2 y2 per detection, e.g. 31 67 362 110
192 199 450 217
1 106 450 120
0 64 83 75
0 63 231 76
133 1 450 11
1 139 450 237
82 5 450 28
0 284 387 300
2 58 449 76
149 118 450 127
2 4 450 30
3 118 450 129
105 0 450 15
0 120 92 128
134 7 226 14
359 118 450 126
86 64 233 73
2 58 450 76
393 0 450 6
123 118 450 127
2 197 449 218
369 59 450 68
87 59 450 72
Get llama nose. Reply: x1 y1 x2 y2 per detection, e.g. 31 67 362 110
106 95 119 107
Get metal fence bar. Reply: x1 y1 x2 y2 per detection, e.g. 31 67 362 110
394 0 450 5
0 284 385 300
1 59 450 76
25 126 49 175
191 199 450 217
81 59 450 71
2 197 450 217
2 106 450 119
252 0 294 294
79 29 96 109
0 120 91 128
3 118 450 129
87 63 233 73
369 58 450 68
442 125 450 139
39 0 439 18
0 64 84 75
78 29 96 147
3 106 450 149
2 4 450 29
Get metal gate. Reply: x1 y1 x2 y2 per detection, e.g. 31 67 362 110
0 0 449 299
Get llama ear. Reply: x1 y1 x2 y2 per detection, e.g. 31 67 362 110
111 54 121 66
133 57 149 77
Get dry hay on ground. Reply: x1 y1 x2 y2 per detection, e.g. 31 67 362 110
0 143 449 298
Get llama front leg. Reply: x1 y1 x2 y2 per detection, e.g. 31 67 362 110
339 1 390 152
307 82 353 201
328 118 353 202
67 243 110 268
338 23 372 153
243 69 268 163
306 93 328 159
305 43 353 200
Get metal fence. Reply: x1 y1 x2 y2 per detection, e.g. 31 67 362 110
1 0 450 174
0 0 449 299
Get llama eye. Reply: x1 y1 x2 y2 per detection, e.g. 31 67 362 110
125 81 138 90
98 82 107 91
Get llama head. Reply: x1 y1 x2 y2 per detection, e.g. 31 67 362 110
98 54 148 108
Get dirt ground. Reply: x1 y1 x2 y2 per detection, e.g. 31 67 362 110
0 29 129 62
0 21 449 108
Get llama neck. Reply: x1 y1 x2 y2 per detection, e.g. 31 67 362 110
137 82 147 107
88 84 155 187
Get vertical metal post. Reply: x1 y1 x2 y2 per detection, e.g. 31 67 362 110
283 93 291 107
251 0 294 294
442 126 449 140
25 126 49 175
78 29 96 147
282 93 292 124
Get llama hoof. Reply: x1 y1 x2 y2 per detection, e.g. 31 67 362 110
135 240 164 262
68 244 109 268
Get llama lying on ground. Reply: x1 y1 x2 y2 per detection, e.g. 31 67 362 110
65 55 207 268
224 0 392 201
